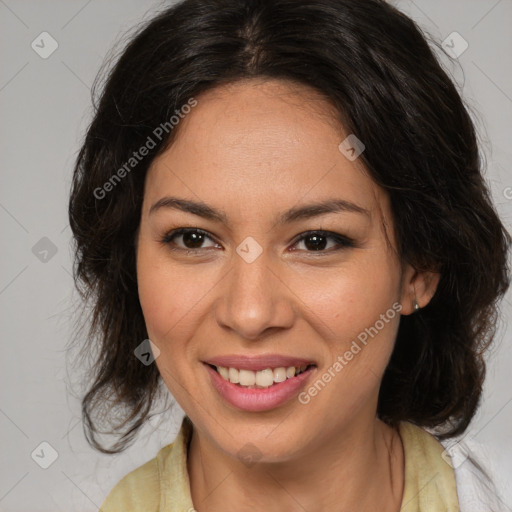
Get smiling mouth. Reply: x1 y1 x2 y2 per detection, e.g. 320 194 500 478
206 363 316 389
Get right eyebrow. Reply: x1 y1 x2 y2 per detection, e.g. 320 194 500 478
148 196 370 225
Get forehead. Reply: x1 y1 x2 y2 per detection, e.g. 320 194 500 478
144 78 390 227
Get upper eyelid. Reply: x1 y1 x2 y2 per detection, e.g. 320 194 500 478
164 227 353 248
161 227 219 247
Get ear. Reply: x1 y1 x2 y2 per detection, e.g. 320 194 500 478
399 264 441 315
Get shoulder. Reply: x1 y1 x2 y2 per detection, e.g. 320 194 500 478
439 436 511 512
401 422 510 512
100 415 196 512
398 421 459 510
99 443 174 512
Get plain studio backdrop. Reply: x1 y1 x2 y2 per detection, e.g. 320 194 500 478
1 0 511 510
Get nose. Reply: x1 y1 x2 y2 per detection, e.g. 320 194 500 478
214 249 296 340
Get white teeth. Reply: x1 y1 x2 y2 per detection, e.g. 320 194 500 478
218 366 229 380
214 364 311 387
228 367 239 383
255 368 274 387
273 367 287 383
239 369 256 386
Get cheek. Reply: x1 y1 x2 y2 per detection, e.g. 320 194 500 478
136 244 210 402
295 256 400 338
296 264 401 420
294 255 402 404
136 244 208 343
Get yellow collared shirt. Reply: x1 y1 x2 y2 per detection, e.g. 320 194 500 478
99 416 460 511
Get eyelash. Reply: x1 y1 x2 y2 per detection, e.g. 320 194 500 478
159 227 355 255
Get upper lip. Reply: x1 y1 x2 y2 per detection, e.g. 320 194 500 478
204 354 317 371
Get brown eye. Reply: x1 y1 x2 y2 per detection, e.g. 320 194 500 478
301 233 330 251
180 231 207 249
292 231 355 253
161 228 218 251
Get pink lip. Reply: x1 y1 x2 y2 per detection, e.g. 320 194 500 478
204 354 316 372
204 363 317 412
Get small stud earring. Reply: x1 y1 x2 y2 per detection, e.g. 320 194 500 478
414 300 420 311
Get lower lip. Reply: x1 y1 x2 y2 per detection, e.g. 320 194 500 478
204 363 316 412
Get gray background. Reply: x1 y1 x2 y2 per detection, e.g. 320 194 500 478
1 0 511 510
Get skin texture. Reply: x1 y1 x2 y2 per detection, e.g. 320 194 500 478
136 78 440 512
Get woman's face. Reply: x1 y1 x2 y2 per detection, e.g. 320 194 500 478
136 78 418 461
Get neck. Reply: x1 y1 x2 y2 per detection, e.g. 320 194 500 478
187 415 404 512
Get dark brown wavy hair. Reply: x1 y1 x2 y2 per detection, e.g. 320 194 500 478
68 0 511 454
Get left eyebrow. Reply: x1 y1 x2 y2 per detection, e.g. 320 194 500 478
149 197 228 223
148 196 370 225
277 199 370 224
